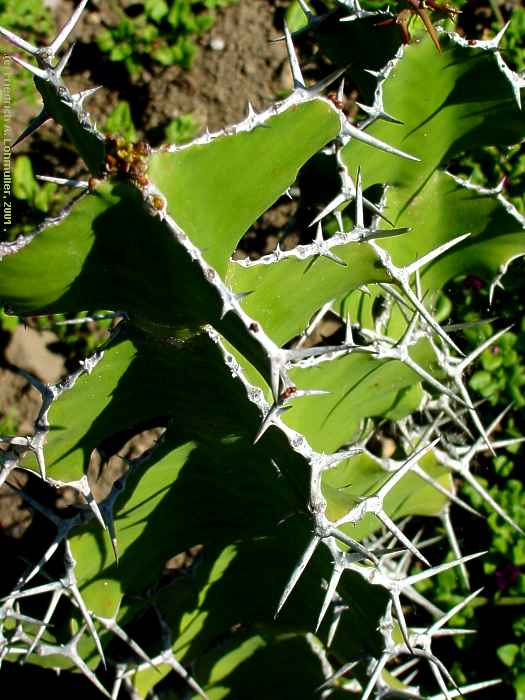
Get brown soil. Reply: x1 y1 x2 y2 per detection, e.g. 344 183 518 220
11 0 292 156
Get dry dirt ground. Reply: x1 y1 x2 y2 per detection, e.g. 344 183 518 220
10 0 294 155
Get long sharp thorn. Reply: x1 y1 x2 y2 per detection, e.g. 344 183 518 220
74 85 102 105
402 584 444 619
19 536 64 589
310 192 347 227
337 77 345 103
10 55 49 80
355 167 364 228
428 653 462 697
403 354 468 407
69 586 106 668
316 566 343 632
412 466 481 518
55 42 75 77
491 437 525 450
402 283 464 356
111 670 124 700
322 248 347 267
492 20 511 47
275 536 320 617
361 654 389 700
253 406 278 445
317 660 359 691
377 439 440 500
429 679 501 699
455 379 495 455
441 509 470 589
164 652 208 699
328 527 379 564
309 65 347 96
85 494 106 530
462 469 524 534
428 658 453 700
363 195 394 225
404 551 487 588
456 325 512 375
392 592 413 653
48 0 89 56
441 402 474 439
362 227 411 241
4 611 50 627
0 26 38 54
283 21 304 89
24 588 62 660
430 587 483 636
36 175 88 189
416 7 442 52
12 109 51 148
356 101 403 124
484 402 515 440
379 282 412 311
97 617 155 669
444 317 499 333
74 654 111 699
391 658 420 680
343 121 419 161
104 513 119 565
376 510 430 566
406 233 471 277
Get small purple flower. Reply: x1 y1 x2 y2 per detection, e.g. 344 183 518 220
464 274 484 291
495 563 521 592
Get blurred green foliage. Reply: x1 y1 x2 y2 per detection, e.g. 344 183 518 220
103 100 138 142
164 112 199 143
12 155 58 214
97 0 238 75
0 0 53 102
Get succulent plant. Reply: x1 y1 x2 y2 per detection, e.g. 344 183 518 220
0 1 524 697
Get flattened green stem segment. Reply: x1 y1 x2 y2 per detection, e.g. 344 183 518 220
342 33 525 223
0 182 220 334
148 99 340 275
376 171 525 288
284 348 428 452
227 244 388 347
